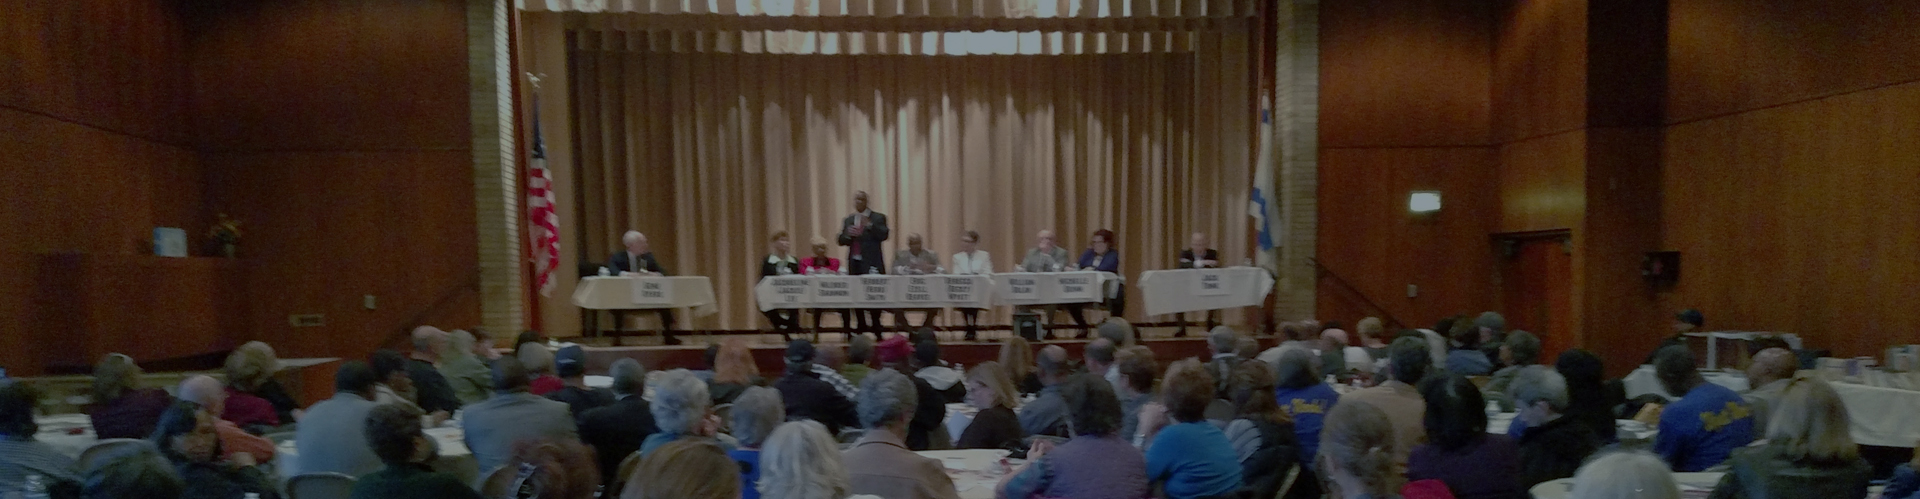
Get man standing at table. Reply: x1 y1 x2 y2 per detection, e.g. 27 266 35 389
840 191 891 337
1175 232 1220 336
608 230 678 344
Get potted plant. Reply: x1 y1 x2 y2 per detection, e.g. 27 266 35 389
208 214 243 258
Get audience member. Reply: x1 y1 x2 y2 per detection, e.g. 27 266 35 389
0 381 77 491
1355 317 1390 359
1206 327 1244 395
88 353 174 440
1473 312 1508 369
1644 309 1705 366
400 328 462 415
1509 366 1600 488
955 362 1024 451
1652 345 1754 472
875 336 946 450
844 369 962 499
641 369 725 456
693 343 722 383
1406 375 1523 499
369 349 422 412
579 358 658 489
1000 337 1043 395
913 340 965 403
712 339 764 405
1883 439 1920 499
462 356 579 472
174 376 274 465
998 374 1149 499
1018 345 1072 437
1343 336 1430 469
1567 451 1680 499
349 403 485 499
1707 377 1870 499
843 336 877 386
441 330 495 405
545 345 613 421
775 340 859 435
760 420 881 499
1115 346 1159 444
729 387 785 499
1444 321 1493 376
1225 361 1300 499
621 438 740 499
1314 330 1349 381
1098 318 1138 348
1741 347 1798 437
470 329 503 360
1084 338 1120 390
1484 330 1541 411
500 439 599 499
295 361 384 476
814 344 862 401
1316 401 1402 499
1138 359 1242 499
219 342 298 428
518 345 565 396
515 331 546 350
77 439 182 499
1274 347 1339 472
1556 349 1626 443
149 401 280 499
1329 329 1370 381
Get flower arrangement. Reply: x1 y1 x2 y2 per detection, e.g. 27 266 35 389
208 214 243 258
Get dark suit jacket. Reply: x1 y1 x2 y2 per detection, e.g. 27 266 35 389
579 396 659 487
774 371 859 436
837 212 890 274
1078 249 1120 273
762 255 800 277
1177 248 1220 269
406 359 463 414
546 385 615 423
607 251 667 275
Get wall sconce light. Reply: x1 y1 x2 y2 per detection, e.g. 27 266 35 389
1409 191 1442 214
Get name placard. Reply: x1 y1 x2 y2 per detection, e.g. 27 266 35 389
1193 270 1229 296
1006 276 1039 300
945 276 980 303
861 276 894 303
812 277 855 303
1056 274 1098 301
769 277 810 304
902 276 936 303
631 278 672 305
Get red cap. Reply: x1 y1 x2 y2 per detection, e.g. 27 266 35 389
877 335 914 363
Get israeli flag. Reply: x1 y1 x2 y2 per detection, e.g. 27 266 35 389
1250 97 1278 262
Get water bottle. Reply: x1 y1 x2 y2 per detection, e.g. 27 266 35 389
597 266 611 277
21 474 47 499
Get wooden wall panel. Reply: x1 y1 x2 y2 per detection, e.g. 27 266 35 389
1582 127 1665 376
1317 148 1499 329
1496 131 1586 233
1320 0 1493 147
1667 0 1920 123
0 0 191 145
1492 0 1588 143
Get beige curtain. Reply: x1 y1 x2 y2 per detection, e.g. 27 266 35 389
567 26 1254 331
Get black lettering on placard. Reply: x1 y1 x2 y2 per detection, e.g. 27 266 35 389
1063 286 1085 294
948 283 971 293
642 282 663 291
820 290 850 297
1012 286 1034 294
777 286 807 294
1201 275 1223 290
907 294 931 301
820 281 849 290
642 290 666 298
1059 277 1090 286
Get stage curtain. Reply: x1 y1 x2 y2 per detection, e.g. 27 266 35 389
566 28 1254 331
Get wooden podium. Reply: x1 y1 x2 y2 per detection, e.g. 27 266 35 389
33 253 250 374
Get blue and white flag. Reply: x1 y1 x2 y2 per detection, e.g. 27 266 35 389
1249 95 1279 267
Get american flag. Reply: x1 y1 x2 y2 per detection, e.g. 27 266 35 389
528 93 560 297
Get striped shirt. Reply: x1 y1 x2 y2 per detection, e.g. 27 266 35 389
0 438 78 491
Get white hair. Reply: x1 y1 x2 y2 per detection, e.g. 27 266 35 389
730 387 785 448
1510 365 1570 412
757 421 851 499
607 358 646 396
1568 451 1681 499
622 230 645 245
856 369 917 429
648 369 711 435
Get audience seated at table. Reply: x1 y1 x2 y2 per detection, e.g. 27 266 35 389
1000 337 1044 395
149 401 280 499
1567 451 1680 499
1707 376 1870 499
954 361 1024 451
1084 338 1119 391
1328 329 1371 383
1554 349 1625 443
775 340 859 436
843 369 962 499
876 336 947 450
758 420 882 499
295 361 384 477
462 357 578 473
1343 336 1432 470
368 350 424 413
1406 374 1524 499
1098 317 1138 348
1224 361 1301 499
641 369 728 457
622 438 740 499
88 353 174 440
1444 321 1493 377
912 340 965 404
1273 348 1338 474
174 376 274 465
404 328 464 415
727 387 784 499
1651 345 1755 472
1507 366 1601 488
440 330 496 405
0 381 78 492
997 374 1150 499
1316 401 1403 499
814 345 861 401
578 358 658 490
545 345 614 422
1115 346 1160 446
711 339 765 405
1204 328 1245 395
1355 317 1391 362
841 337 876 387
1472 312 1508 372
77 438 182 499
1138 359 1243 499
1482 330 1540 412
348 403 484 499
1740 347 1798 438
219 342 299 429
1017 345 1073 438
517 345 565 396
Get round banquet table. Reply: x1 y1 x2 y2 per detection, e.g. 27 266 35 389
919 449 1022 499
275 424 479 485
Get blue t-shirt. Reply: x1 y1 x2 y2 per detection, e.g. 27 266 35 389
1275 383 1340 467
1654 383 1755 472
728 448 762 499
1146 422 1243 499
1506 414 1527 439
1446 350 1494 376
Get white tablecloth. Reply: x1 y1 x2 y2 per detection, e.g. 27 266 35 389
276 425 478 484
1530 472 1725 499
1485 412 1657 443
34 413 99 458
1623 366 1920 448
919 449 1020 499
992 271 1120 306
572 276 718 316
1621 366 1751 400
754 274 994 311
1136 267 1274 316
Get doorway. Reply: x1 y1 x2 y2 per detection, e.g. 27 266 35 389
1496 231 1574 363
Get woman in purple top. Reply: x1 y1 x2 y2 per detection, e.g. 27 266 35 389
1406 375 1526 499
996 374 1149 499
88 354 175 440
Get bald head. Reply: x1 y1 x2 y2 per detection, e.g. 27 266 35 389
1085 338 1117 371
1190 232 1209 250
1747 348 1798 387
411 326 449 360
1037 230 1056 251
177 375 226 414
1036 345 1069 384
622 230 649 254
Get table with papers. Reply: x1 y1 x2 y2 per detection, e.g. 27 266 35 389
1623 366 1920 448
573 275 718 336
277 424 478 484
920 449 1022 499
754 274 994 311
1136 267 1275 316
990 271 1121 306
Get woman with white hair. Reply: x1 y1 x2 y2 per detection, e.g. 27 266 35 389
1705 377 1870 499
1510 365 1602 488
641 369 726 457
842 369 961 499
1567 451 1680 499
439 330 494 405
757 421 881 499
729 387 786 499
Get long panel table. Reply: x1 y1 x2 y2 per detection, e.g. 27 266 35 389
1136 267 1274 316
573 275 719 337
753 272 1119 310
